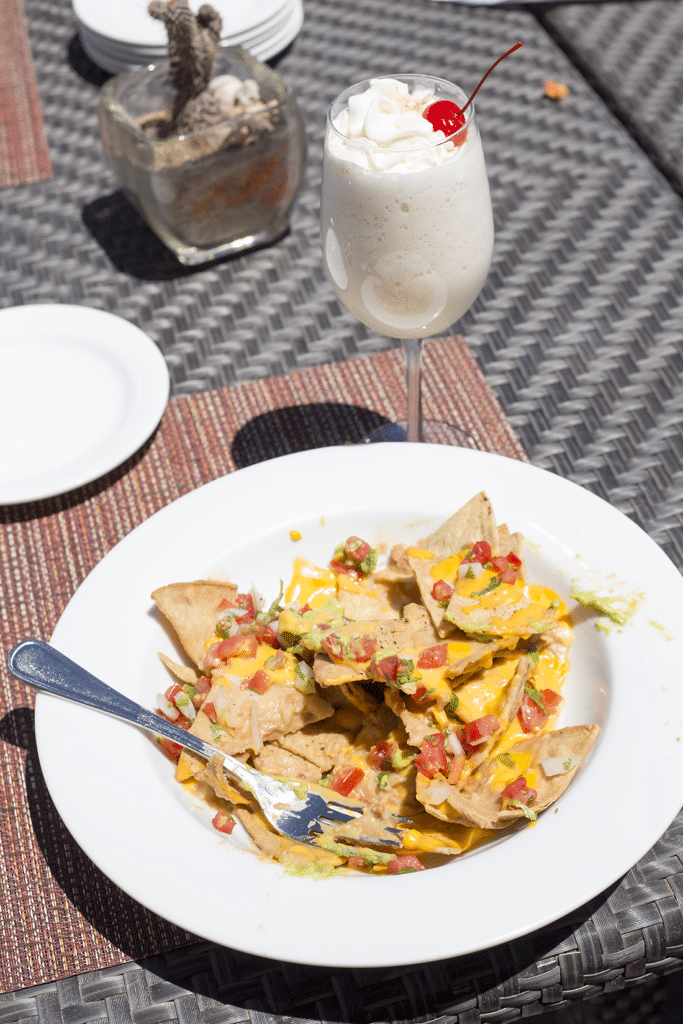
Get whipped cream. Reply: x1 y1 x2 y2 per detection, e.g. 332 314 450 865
330 78 465 173
320 76 494 338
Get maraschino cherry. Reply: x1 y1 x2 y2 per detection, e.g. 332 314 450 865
423 42 522 137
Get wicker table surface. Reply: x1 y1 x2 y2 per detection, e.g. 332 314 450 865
539 0 683 198
2 0 683 1019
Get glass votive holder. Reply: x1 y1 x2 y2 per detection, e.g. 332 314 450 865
97 48 307 265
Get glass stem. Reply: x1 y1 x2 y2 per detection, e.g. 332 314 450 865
403 338 424 443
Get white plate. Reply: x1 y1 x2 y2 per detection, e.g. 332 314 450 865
35 444 683 967
0 305 169 504
80 0 302 73
73 0 289 47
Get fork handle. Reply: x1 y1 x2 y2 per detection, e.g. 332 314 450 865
7 639 256 790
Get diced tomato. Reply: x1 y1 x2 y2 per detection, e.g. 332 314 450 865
190 675 212 708
346 634 379 661
344 536 372 564
331 765 364 796
247 669 270 694
217 597 231 611
488 551 521 584
517 688 561 733
204 634 260 667
447 753 466 785
369 651 399 683
347 856 366 870
417 643 447 669
413 685 434 705
414 733 448 779
387 854 425 874
212 811 236 834
431 579 454 602
462 715 500 752
254 623 280 648
235 592 256 624
158 736 183 762
321 632 346 660
329 559 358 578
369 741 397 771
502 776 537 807
463 541 492 565
202 700 217 723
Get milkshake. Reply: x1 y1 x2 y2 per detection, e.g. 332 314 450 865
320 75 494 339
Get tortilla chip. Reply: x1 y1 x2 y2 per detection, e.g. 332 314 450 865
253 743 322 782
421 723 600 828
465 655 532 768
336 588 400 622
200 754 253 805
496 724 600 815
277 721 352 771
385 687 435 748
179 671 334 761
443 584 556 643
158 650 198 685
152 580 238 667
313 656 366 687
418 492 498 558
235 805 344 867
408 555 456 636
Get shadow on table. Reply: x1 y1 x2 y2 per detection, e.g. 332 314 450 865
0 703 621 1019
230 403 394 467
82 191 204 282
0 706 200 957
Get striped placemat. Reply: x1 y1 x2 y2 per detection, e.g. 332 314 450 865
0 338 525 994
0 0 52 188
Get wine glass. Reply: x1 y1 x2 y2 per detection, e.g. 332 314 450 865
320 73 494 443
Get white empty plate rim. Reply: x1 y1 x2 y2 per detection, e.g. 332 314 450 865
0 305 169 504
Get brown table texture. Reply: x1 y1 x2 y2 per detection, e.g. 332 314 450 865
0 0 52 188
0 337 525 996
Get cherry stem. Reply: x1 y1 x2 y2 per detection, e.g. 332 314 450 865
459 41 523 115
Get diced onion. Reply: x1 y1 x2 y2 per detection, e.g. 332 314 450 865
175 694 196 721
156 694 179 720
424 782 452 804
447 731 465 756
540 754 579 777
458 562 483 580
213 687 229 719
250 585 265 612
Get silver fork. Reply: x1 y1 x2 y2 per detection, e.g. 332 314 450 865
7 639 408 851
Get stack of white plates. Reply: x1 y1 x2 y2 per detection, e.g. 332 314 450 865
74 0 304 75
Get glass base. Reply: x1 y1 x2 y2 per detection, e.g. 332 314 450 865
364 418 474 446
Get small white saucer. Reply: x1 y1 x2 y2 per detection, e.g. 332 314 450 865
0 305 170 504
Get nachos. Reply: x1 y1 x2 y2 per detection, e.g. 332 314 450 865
151 493 599 874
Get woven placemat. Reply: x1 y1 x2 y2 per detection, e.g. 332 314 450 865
0 0 52 188
0 338 525 996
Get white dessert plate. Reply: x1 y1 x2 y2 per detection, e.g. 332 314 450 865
34 444 683 967
0 305 169 504
73 0 290 47
79 0 302 73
